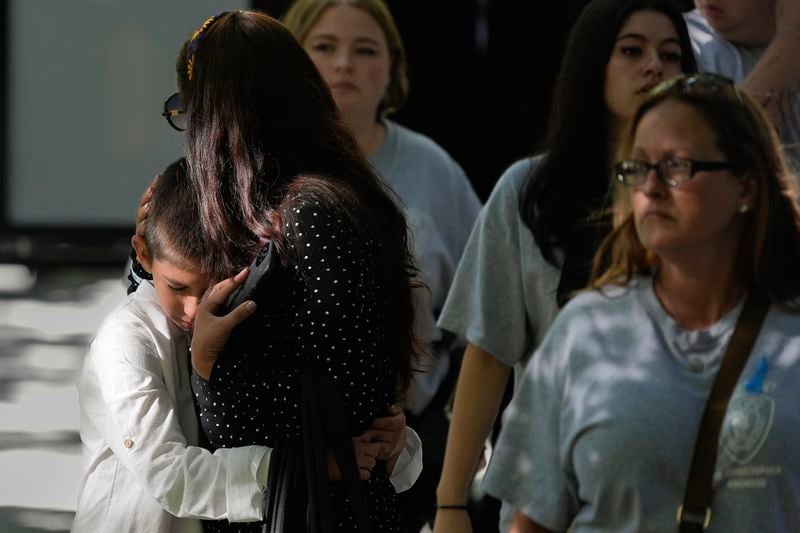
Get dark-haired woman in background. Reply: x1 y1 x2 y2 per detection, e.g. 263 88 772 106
434 1 697 531
172 10 418 532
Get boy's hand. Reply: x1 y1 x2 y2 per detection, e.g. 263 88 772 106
368 405 406 472
191 268 257 379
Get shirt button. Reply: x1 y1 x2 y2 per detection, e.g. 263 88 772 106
123 438 134 449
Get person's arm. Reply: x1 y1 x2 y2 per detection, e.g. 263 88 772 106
84 311 268 521
432 342 512 533
386 425 423 493
191 271 413 483
338 413 422 487
740 0 800 139
509 511 554 533
125 176 159 293
191 200 411 474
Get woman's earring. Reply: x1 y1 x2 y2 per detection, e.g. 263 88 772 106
738 204 749 213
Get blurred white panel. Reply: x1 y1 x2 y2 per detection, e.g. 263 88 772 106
0 449 82 511
8 0 247 227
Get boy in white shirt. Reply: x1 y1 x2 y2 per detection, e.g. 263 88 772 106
73 159 420 533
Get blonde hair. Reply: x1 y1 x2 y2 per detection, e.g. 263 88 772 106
591 76 800 308
283 0 409 117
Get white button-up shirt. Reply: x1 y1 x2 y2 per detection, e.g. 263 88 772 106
74 281 269 532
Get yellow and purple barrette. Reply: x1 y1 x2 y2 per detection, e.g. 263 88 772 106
186 12 228 81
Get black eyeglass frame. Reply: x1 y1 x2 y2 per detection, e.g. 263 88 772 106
615 158 738 188
161 92 186 132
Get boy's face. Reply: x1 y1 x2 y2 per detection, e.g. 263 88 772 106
132 234 211 332
148 258 211 332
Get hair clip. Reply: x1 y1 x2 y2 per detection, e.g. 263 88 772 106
186 12 229 81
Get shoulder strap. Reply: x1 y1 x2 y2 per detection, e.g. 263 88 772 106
677 290 770 532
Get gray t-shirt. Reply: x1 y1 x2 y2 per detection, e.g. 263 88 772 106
437 156 562 529
485 277 800 532
438 156 561 376
371 120 481 414
685 9 800 162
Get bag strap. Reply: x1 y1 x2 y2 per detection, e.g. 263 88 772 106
677 290 770 532
263 373 373 533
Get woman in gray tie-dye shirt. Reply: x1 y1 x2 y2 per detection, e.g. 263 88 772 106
487 75 800 532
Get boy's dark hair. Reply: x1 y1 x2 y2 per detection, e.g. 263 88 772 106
144 158 210 272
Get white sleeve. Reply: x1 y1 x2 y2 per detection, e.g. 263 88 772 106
388 426 423 493
85 322 269 522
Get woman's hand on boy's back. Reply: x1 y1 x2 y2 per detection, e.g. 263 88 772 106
135 175 159 238
190 268 257 380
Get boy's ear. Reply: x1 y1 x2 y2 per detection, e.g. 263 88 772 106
131 235 154 274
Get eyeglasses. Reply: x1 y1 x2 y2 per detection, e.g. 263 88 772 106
650 72 744 104
161 92 186 131
615 157 737 188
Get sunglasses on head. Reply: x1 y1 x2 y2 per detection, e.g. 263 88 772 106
161 92 186 132
650 72 744 104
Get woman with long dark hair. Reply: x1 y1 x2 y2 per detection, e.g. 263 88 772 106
434 1 697 531
172 10 418 532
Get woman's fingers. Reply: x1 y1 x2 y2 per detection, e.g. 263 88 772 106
135 175 160 237
368 405 406 460
190 268 256 380
352 433 382 480
371 408 404 431
201 267 251 312
139 175 160 206
386 404 402 416
221 301 258 331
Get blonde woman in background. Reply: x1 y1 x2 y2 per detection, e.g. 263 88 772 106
284 1 482 530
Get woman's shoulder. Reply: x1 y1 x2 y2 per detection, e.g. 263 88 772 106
384 120 454 163
279 176 378 251
489 155 545 203
559 280 642 319
380 121 473 186
281 175 357 217
471 155 544 234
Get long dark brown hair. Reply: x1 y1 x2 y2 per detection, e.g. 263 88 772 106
520 0 697 306
176 11 417 394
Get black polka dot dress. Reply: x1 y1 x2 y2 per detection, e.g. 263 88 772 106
192 193 405 532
